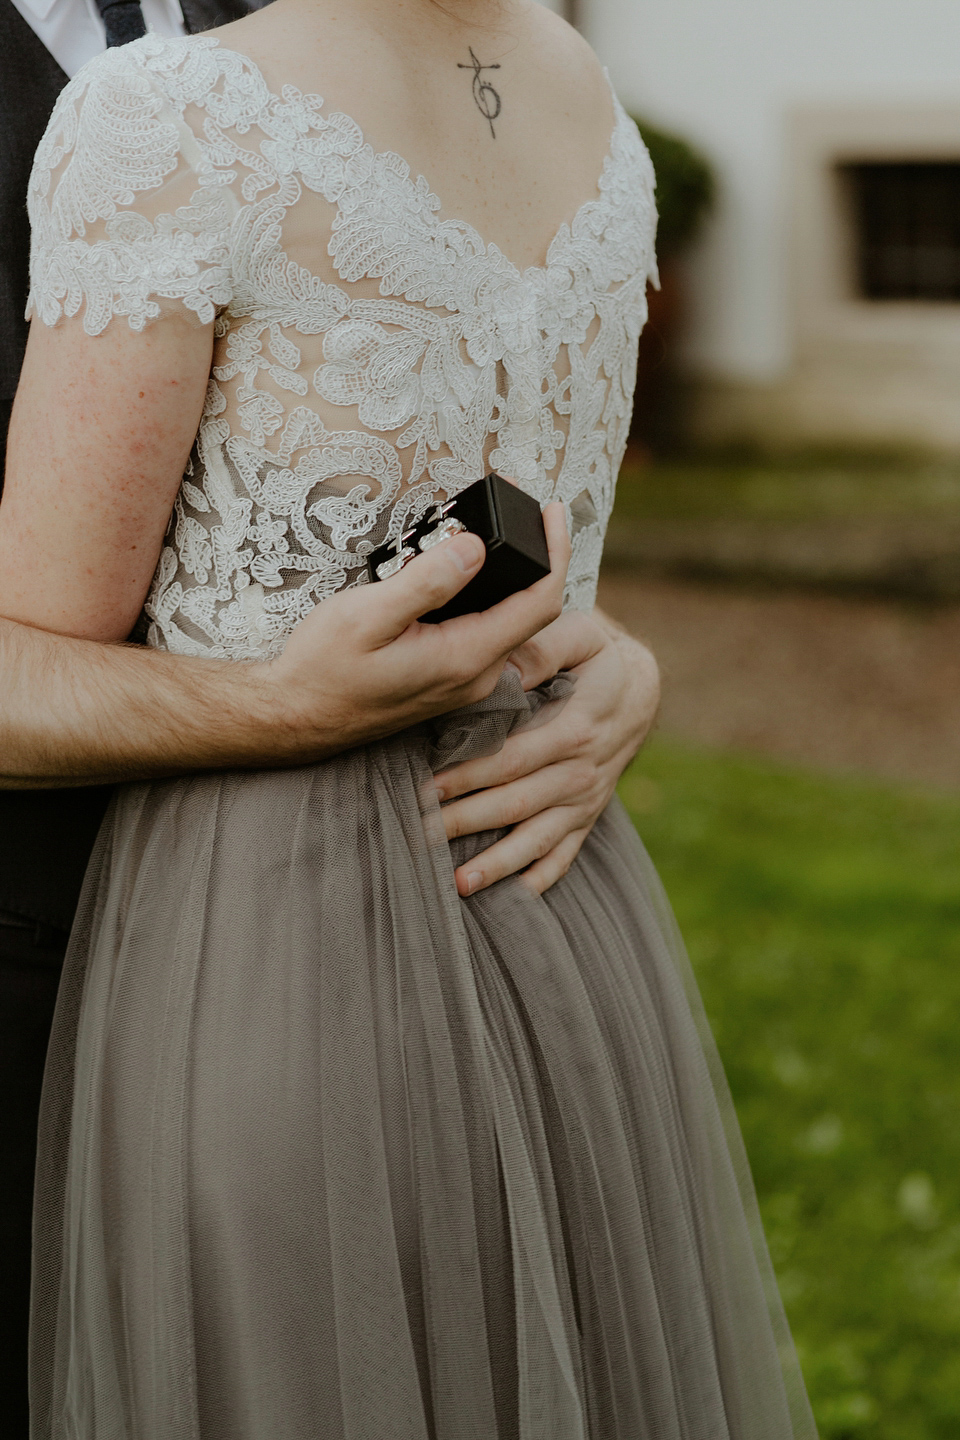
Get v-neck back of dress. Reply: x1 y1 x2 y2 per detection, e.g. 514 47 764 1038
27 31 659 658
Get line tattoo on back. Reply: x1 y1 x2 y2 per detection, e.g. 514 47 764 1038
458 46 502 139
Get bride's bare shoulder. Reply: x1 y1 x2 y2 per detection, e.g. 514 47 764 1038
512 1 614 139
516 0 602 72
198 0 613 159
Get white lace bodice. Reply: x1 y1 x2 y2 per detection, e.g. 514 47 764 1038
27 33 658 658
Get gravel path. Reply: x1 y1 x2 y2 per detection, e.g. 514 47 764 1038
597 573 960 791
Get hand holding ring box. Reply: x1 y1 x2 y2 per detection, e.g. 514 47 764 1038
366 473 551 623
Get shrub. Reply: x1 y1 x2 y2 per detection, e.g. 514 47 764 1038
632 117 716 256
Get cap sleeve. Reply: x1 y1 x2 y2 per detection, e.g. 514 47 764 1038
27 40 239 336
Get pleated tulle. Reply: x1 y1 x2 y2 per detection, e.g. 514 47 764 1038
31 672 816 1440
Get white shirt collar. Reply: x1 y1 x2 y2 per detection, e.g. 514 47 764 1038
11 0 186 80
18 0 59 23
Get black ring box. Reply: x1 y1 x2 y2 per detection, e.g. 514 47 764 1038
366 473 551 623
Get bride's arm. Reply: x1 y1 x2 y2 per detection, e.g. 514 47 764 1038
0 320 570 786
0 317 210 642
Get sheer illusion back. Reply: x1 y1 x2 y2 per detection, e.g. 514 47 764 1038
27 32 657 657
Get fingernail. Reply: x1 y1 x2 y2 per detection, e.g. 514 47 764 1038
464 871 482 894
449 533 482 572
434 782 446 801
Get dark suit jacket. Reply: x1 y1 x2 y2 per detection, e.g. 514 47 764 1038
0 0 258 934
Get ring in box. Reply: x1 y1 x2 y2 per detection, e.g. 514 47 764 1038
366 473 550 623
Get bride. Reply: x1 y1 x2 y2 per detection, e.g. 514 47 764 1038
1 0 816 1434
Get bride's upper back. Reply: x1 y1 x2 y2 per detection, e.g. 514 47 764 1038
27 0 657 658
219 0 616 272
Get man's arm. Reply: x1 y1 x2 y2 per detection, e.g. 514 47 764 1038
0 616 283 787
1 513 572 788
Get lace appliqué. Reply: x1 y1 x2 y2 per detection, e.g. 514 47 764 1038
27 34 658 658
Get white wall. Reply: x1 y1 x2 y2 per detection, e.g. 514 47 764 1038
584 0 960 382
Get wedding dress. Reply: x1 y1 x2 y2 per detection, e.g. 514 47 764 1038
27 33 815 1440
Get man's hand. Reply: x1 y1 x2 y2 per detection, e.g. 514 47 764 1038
260 503 571 758
0 506 570 786
434 608 659 896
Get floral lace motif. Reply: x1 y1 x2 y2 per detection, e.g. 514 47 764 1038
28 34 658 657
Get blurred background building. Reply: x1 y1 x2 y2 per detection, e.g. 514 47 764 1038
564 0 960 454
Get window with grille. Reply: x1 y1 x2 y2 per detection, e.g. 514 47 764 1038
841 161 960 301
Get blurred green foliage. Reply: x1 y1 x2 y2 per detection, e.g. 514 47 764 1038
614 452 960 522
631 117 715 256
618 742 960 1439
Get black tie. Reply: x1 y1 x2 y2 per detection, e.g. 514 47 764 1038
95 0 147 47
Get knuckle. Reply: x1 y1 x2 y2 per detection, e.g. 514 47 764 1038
334 600 365 645
469 668 500 702
415 557 462 612
445 652 479 689
449 662 474 690
565 716 595 756
645 660 662 708
503 793 529 827
570 758 597 793
455 673 491 707
420 576 450 612
522 636 548 674
591 783 610 816
502 749 526 784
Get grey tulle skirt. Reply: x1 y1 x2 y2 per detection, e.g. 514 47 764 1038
31 672 816 1440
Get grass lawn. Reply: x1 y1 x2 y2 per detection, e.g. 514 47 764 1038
618 742 960 1440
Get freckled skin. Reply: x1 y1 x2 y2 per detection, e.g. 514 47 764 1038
0 316 213 641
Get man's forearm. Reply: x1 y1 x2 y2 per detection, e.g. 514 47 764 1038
0 617 290 788
0 532 582 788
